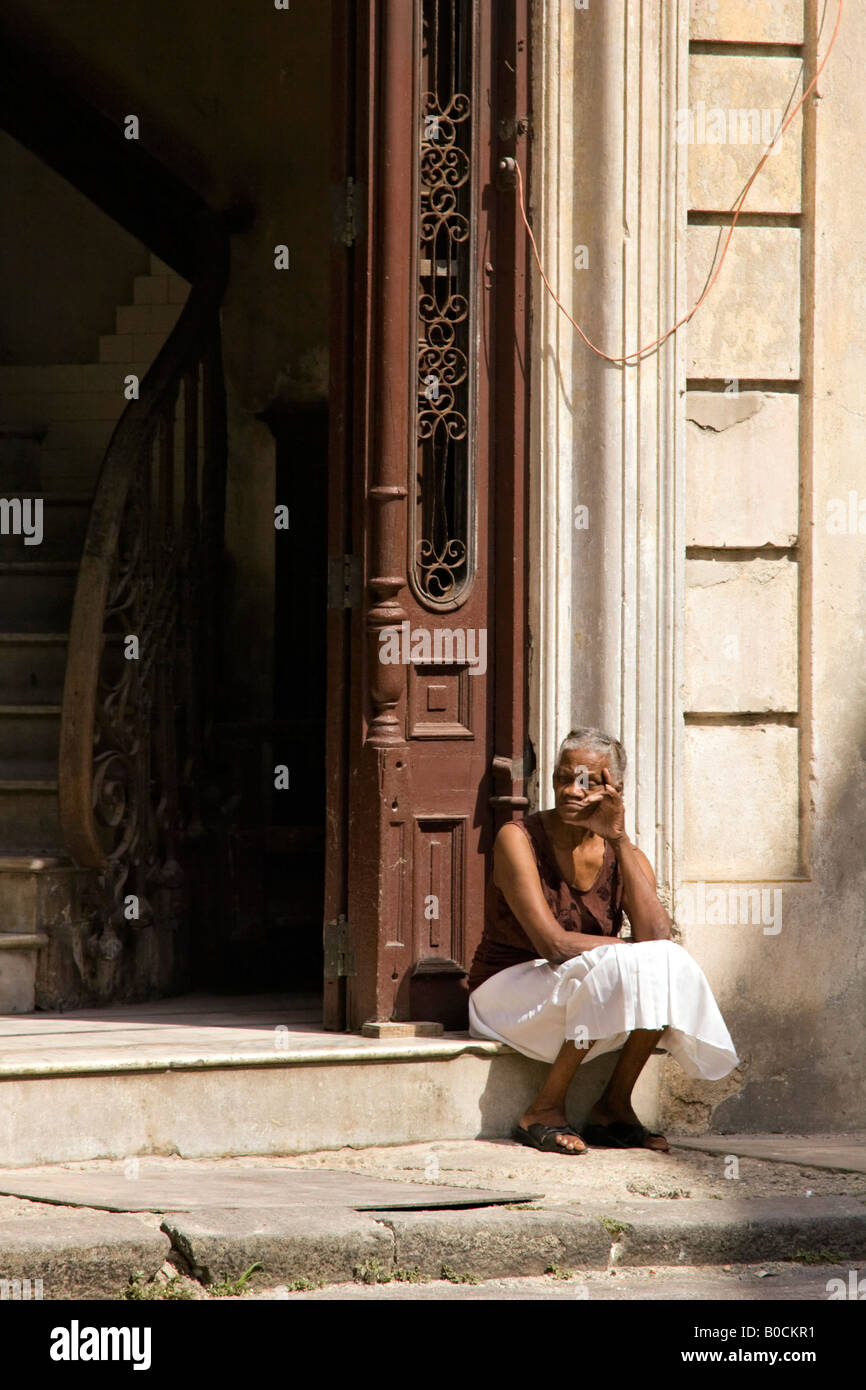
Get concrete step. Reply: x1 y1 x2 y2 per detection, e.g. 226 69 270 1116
0 634 68 705
0 1199 861 1301
0 859 82 936
0 391 124 425
0 707 61 773
0 563 76 631
0 446 101 493
0 1211 168 1300
115 302 182 337
268 1263 866 1302
0 932 47 1012
0 999 536 1162
157 1197 866 1289
0 364 145 395
0 859 96 1012
99 333 165 367
0 430 44 491
0 782 61 855
42 419 115 453
0 995 662 1163
14 449 102 492
0 497 90 562
134 271 190 306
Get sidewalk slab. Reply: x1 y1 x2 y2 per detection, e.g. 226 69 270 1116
672 1134 866 1175
0 1164 537 1213
270 1135 866 1207
372 1206 610 1279
2 1140 865 1297
572 1196 866 1266
162 1195 866 1287
265 1262 864 1301
161 1206 393 1286
0 1212 168 1299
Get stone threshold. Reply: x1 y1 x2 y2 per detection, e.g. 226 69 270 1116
0 1035 510 1082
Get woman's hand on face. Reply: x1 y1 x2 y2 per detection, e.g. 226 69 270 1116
573 769 626 843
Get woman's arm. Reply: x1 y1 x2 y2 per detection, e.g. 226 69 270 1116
559 768 672 943
493 823 610 962
613 838 672 942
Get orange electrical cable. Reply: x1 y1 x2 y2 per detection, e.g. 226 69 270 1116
514 0 843 366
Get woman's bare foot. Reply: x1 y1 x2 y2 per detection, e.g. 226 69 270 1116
585 1101 669 1152
519 1103 587 1153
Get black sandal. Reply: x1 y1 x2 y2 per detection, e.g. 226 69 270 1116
582 1121 668 1150
513 1123 588 1155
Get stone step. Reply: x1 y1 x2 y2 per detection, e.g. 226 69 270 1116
0 391 124 425
99 333 165 367
0 995 666 1164
0 707 61 773
0 436 103 493
0 932 48 1012
0 430 44 492
0 782 61 855
115 302 182 338
0 564 76 631
41 418 115 453
0 364 142 395
0 496 90 562
0 860 84 935
0 634 68 705
0 1028 532 1164
10 449 102 492
134 272 190 306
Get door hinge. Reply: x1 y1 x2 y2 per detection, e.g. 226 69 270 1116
324 914 355 980
343 176 359 247
497 116 531 141
327 554 362 609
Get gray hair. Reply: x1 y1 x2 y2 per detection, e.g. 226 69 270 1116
555 727 627 785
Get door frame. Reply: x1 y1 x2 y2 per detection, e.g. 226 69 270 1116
325 0 531 1030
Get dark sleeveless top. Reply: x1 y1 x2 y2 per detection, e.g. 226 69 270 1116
467 812 624 992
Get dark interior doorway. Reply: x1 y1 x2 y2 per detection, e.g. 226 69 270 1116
269 401 329 992
191 403 328 997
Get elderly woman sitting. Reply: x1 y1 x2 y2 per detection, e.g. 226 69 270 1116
467 727 738 1155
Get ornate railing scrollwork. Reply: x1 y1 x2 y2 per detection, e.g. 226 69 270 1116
59 229 228 949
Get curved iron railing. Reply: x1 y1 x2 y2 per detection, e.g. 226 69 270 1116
58 231 229 943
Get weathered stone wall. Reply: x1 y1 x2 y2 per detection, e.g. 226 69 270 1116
674 0 866 1132
531 0 864 1130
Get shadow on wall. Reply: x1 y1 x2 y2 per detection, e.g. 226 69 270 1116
0 131 150 364
662 735 866 1135
475 1046 657 1142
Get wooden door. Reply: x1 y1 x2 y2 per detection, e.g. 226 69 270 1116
325 0 530 1030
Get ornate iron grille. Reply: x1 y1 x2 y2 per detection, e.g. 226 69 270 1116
412 0 476 608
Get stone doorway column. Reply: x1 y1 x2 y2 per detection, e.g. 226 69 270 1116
528 0 688 904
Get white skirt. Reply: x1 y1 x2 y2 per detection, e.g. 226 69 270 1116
468 939 739 1081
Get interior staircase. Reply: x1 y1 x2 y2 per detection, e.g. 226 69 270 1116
0 256 189 1011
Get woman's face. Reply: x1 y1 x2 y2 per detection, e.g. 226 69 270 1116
552 747 622 825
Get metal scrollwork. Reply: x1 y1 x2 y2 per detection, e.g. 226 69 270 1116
413 0 475 607
59 268 227 976
91 412 189 935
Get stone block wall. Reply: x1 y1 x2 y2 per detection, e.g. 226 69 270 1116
530 0 864 1132
665 0 866 1131
683 7 805 883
